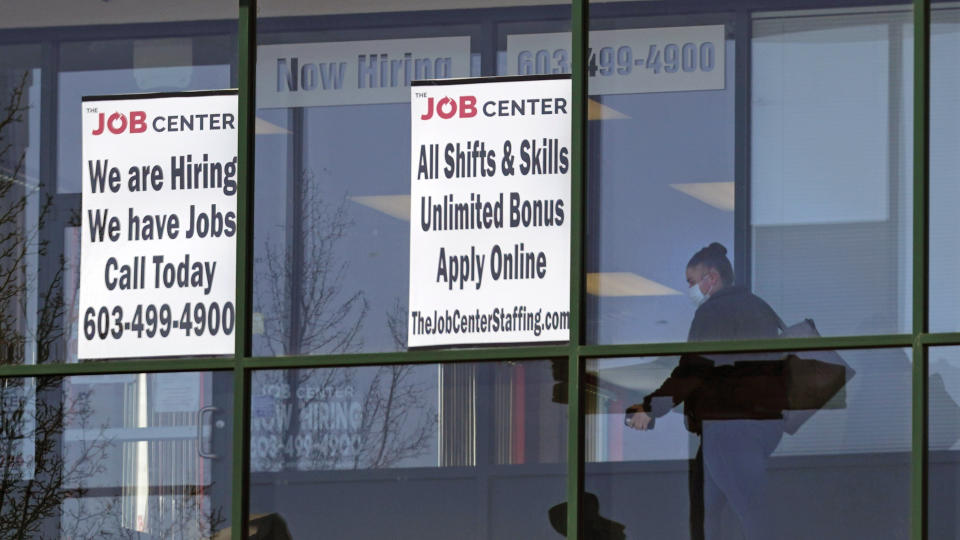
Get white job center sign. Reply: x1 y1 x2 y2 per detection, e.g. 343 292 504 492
79 91 238 359
409 76 571 347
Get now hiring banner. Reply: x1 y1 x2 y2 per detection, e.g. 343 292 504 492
78 91 238 359
408 75 571 348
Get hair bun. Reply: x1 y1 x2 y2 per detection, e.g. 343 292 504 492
707 242 727 256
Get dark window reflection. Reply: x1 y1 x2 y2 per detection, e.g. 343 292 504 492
249 360 567 539
252 7 570 356
587 346 918 539
0 53 59 366
0 33 235 364
586 8 913 345
929 347 960 539
581 243 914 539
929 8 960 332
0 372 233 538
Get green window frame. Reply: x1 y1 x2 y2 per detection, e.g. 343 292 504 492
0 0 939 537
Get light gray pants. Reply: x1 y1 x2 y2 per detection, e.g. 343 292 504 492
701 419 784 540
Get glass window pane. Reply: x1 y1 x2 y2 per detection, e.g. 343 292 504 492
57 36 236 195
751 9 913 339
0 44 45 365
252 1 570 355
929 5 960 333
0 371 233 537
0 4 237 364
587 348 910 539
586 3 913 344
248 359 567 537
929 346 960 539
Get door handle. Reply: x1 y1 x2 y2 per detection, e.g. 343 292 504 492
198 406 219 459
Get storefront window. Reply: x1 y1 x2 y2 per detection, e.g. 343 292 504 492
252 1 570 356
1 0 955 538
928 5 960 333
248 359 567 537
585 3 913 345
929 346 960 539
0 371 233 537
586 348 912 539
0 44 43 365
750 8 913 339
0 3 238 364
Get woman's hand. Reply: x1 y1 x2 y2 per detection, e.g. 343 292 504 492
625 409 653 430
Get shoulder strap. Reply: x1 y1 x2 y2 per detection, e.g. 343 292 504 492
775 314 787 332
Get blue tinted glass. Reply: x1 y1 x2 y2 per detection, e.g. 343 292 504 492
253 3 569 355
586 6 913 345
0 8 236 364
929 346 960 539
929 7 960 333
249 360 567 538
0 372 233 537
587 347 910 539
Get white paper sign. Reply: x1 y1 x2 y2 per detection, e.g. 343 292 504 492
153 372 201 413
507 25 725 95
79 91 237 359
257 36 472 109
409 76 571 347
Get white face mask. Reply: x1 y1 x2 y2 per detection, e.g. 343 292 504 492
688 282 707 307
687 274 711 307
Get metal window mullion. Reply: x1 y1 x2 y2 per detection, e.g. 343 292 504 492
233 0 257 539
916 333 960 346
580 334 915 359
38 40 59 368
4 327 952 378
733 9 753 290
911 0 930 537
232 330 921 371
0 357 236 378
566 352 584 540
241 345 572 369
568 0 588 537
235 4 256 369
912 340 928 540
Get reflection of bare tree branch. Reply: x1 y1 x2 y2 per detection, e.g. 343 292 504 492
354 366 435 470
0 70 31 367
0 71 28 179
252 364 436 472
0 70 227 539
386 297 407 352
342 302 434 469
256 171 367 356
0 71 109 539
65 490 226 539
0 70 65 368
250 169 431 473
0 71 121 539
247 158 435 471
0 378 111 539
